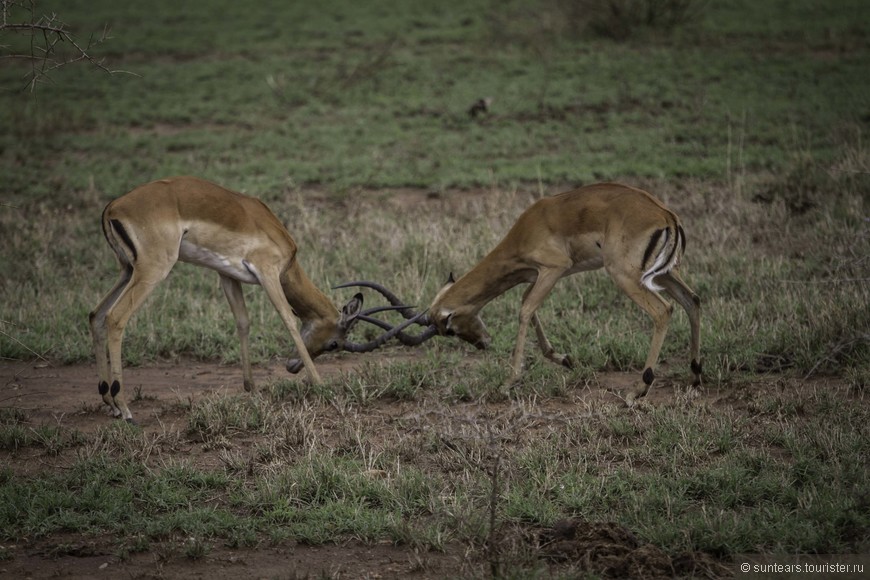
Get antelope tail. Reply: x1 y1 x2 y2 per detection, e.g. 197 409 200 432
640 224 684 292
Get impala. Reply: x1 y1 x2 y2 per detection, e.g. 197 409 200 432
340 182 701 402
90 176 411 422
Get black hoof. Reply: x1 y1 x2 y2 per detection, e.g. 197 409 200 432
561 355 575 370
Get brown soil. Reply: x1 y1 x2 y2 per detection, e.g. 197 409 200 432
0 355 848 579
3 355 476 579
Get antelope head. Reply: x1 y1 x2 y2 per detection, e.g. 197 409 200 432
285 289 434 372
331 275 491 353
286 292 364 373
428 273 491 350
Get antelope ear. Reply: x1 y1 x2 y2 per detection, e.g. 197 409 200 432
339 292 364 330
447 272 456 284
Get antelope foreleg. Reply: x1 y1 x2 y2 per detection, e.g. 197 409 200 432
253 265 322 384
531 312 574 369
508 269 566 383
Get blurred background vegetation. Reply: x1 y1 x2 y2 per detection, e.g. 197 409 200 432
1 0 868 383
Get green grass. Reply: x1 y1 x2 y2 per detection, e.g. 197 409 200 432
1 376 867 575
1 0 870 575
0 0 870 376
3 0 869 198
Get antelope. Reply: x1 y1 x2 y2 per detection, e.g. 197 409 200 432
90 176 415 422
339 183 701 402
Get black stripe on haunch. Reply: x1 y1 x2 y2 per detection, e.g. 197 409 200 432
642 228 665 270
110 219 138 261
656 227 679 276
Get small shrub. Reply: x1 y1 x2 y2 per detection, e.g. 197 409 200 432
753 156 829 214
485 0 706 47
567 0 707 40
183 537 211 560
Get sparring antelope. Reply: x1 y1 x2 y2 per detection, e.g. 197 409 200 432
339 183 701 402
90 176 415 422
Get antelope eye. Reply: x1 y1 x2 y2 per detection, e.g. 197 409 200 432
327 340 340 351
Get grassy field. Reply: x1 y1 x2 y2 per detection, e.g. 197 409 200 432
1 0 869 577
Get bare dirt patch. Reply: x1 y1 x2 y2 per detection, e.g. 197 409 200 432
1 354 476 579
3 533 465 580
0 355 858 578
536 519 731 578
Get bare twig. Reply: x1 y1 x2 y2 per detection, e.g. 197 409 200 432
487 448 502 579
0 0 136 91
804 333 870 379
439 428 505 578
0 391 46 404
0 320 50 362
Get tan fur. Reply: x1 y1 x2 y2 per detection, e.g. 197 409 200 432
429 183 701 402
90 176 360 422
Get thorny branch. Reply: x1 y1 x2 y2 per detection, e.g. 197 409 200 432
0 0 135 91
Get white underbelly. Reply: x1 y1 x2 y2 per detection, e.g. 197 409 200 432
178 240 260 284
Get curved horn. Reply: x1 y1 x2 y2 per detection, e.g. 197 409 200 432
343 311 431 353
285 312 432 372
357 314 438 347
334 281 418 320
360 304 415 317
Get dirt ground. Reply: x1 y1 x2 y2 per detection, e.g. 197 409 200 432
0 355 844 579
3 355 469 579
